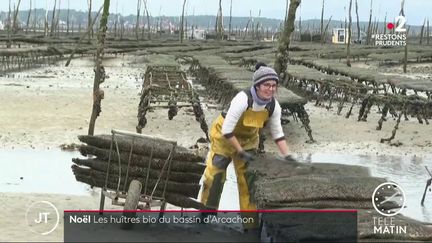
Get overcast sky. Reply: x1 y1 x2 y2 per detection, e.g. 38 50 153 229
1 0 431 25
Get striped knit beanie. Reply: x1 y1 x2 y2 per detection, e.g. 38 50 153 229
252 66 279 87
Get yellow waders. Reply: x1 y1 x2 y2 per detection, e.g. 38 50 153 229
200 108 269 229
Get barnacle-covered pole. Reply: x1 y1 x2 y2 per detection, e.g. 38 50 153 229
346 0 353 67
216 0 223 40
88 0 110 136
143 0 151 40
135 0 141 41
179 0 187 43
274 0 301 80
25 0 32 33
6 0 12 48
12 0 22 34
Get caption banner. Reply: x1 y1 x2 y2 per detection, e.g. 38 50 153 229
64 211 357 242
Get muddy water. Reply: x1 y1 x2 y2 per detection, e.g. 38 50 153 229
221 153 432 224
0 149 88 195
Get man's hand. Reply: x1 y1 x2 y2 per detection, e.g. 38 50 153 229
238 150 255 163
284 155 301 167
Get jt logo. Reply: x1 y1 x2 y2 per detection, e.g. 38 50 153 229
34 212 50 224
26 201 60 235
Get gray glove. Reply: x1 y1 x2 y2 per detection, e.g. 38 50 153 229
284 155 301 167
238 150 255 163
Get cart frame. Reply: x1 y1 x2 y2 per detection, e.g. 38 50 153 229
98 129 177 214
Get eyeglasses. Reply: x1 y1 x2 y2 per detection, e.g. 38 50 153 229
261 83 278 90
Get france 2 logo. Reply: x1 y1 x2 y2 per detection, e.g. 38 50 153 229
387 16 407 33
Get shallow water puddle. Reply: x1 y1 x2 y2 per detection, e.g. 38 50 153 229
221 153 432 223
0 149 88 195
